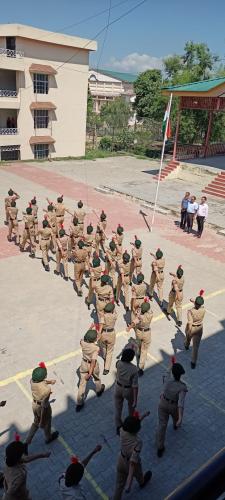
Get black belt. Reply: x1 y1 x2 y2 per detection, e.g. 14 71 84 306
102 328 114 333
98 297 109 302
137 326 150 332
117 381 131 389
124 273 130 277
136 296 144 300
10 218 16 221
83 358 91 363
74 261 85 264
193 323 203 327
92 277 100 281
41 238 50 241
78 222 83 225
33 399 42 405
172 289 183 292
56 215 63 217
158 270 164 273
163 394 177 404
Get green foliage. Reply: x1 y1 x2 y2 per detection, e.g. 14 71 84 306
100 98 131 132
134 70 166 119
99 136 113 151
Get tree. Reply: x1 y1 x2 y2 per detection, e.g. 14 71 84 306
164 42 219 83
134 70 166 119
100 98 131 133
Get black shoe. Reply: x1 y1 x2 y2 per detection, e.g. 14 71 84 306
68 257 71 262
54 270 60 276
7 236 12 242
140 470 152 489
116 426 121 436
85 298 91 310
0 472 4 488
116 300 120 306
125 306 129 312
76 404 84 413
97 384 105 397
149 295 153 301
45 431 59 444
163 309 171 320
23 443 29 455
78 291 83 297
4 221 8 226
20 247 24 252
159 301 164 308
157 446 165 458
45 265 50 272
64 276 69 281
138 368 144 377
184 344 189 350
29 253 35 259
191 362 196 369
103 369 109 376
177 321 182 327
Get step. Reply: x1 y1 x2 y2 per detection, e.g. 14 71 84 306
217 174 225 180
163 166 176 172
206 183 225 193
203 186 225 196
203 188 225 199
210 180 225 188
168 160 180 166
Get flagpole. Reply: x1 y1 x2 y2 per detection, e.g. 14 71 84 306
150 92 173 231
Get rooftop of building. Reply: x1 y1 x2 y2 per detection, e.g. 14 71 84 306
92 68 138 83
162 76 225 96
0 23 97 51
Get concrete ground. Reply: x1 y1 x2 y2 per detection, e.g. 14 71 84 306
0 158 225 500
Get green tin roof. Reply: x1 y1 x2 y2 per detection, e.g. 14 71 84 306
95 68 137 83
163 76 225 93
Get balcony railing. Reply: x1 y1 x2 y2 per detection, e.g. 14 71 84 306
0 48 24 58
0 128 18 135
0 89 18 97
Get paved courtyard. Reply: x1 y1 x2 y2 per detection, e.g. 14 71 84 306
0 157 225 500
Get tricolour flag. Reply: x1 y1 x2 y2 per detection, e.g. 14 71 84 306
162 102 171 141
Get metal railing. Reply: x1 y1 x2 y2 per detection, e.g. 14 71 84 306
0 89 18 98
0 47 24 58
0 128 18 135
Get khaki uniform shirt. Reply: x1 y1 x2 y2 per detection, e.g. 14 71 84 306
134 310 153 331
74 208 86 223
119 261 131 277
116 233 123 246
8 207 18 221
187 306 205 329
106 248 117 269
85 234 94 248
162 369 187 408
81 340 99 362
31 205 38 220
70 225 80 242
116 360 138 388
55 203 66 217
24 214 35 234
96 283 113 301
132 282 147 300
90 265 102 280
30 379 51 407
132 247 142 262
101 310 117 330
47 212 57 232
39 227 52 240
120 428 142 463
73 247 88 263
58 235 68 254
5 195 15 208
3 463 29 500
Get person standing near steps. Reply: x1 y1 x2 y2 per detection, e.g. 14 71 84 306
184 290 206 369
196 196 208 238
186 196 198 234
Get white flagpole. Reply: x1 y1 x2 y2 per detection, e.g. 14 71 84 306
150 92 173 231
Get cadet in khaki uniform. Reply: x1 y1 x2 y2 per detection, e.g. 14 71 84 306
128 301 153 377
84 223 95 267
4 188 20 225
38 219 53 272
43 203 57 253
96 274 114 323
95 210 107 254
76 329 105 412
113 224 124 262
48 195 72 228
73 240 89 296
130 237 143 279
7 200 19 245
105 239 118 293
54 227 69 281
113 413 152 500
74 200 86 235
131 273 147 320
68 216 80 260
86 256 103 309
20 206 36 258
157 361 187 457
30 196 39 242
165 265 184 326
149 248 165 307
116 251 131 311
184 290 205 369
114 348 139 434
3 438 50 500
99 302 117 375
25 362 59 445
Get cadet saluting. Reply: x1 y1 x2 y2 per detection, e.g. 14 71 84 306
114 348 138 435
165 265 184 326
184 289 205 369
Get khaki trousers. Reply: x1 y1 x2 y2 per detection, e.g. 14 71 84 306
87 277 99 304
34 221 38 241
50 229 57 253
116 275 130 307
77 359 102 405
149 272 164 302
157 398 178 449
167 291 183 322
21 229 36 253
56 249 68 277
40 239 50 266
135 329 151 369
96 299 108 323
26 402 52 444
185 325 203 364
113 455 143 500
99 331 116 371
130 258 142 279
74 262 85 292
8 219 19 244
114 383 134 428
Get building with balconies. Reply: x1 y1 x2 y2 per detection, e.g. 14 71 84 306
88 69 137 114
0 24 97 160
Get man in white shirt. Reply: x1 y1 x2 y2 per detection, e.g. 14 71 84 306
196 196 208 238
186 196 199 234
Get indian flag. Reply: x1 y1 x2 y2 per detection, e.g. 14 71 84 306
162 101 171 141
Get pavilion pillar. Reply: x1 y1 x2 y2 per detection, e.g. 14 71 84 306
204 111 213 157
173 100 181 161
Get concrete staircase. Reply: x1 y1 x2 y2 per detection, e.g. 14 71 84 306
153 160 180 181
203 171 225 199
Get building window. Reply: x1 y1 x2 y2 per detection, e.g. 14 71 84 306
33 74 49 94
34 110 49 129
0 145 20 161
34 143 49 159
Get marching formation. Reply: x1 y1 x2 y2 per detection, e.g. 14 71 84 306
2 188 206 499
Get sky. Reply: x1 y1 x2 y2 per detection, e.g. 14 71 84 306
1 0 225 74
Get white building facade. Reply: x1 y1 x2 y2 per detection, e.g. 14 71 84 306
0 24 96 160
88 69 136 114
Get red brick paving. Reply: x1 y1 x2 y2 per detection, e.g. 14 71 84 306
2 162 225 263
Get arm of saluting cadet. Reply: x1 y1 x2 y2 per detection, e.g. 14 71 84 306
22 451 51 463
175 390 187 428
81 445 102 467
